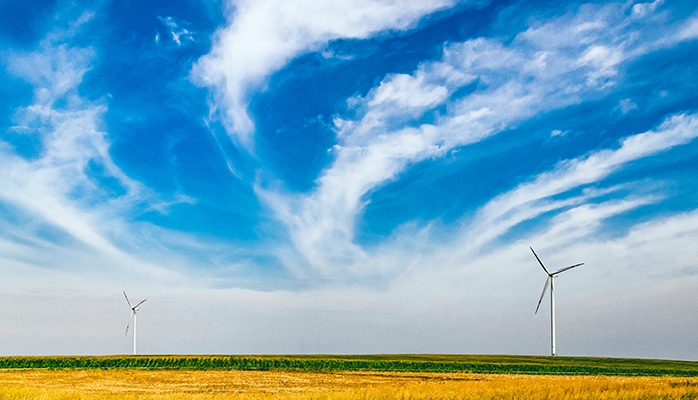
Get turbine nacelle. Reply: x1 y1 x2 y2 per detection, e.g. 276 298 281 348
123 291 147 355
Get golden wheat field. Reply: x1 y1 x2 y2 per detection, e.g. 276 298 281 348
0 369 696 400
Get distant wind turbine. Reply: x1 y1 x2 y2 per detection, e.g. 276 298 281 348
530 247 584 356
124 291 146 355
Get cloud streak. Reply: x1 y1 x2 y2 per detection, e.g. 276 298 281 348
259 1 698 279
192 0 461 148
468 113 698 250
0 12 183 286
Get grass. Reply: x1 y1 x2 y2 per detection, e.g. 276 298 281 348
0 354 697 376
1 356 697 399
0 369 697 399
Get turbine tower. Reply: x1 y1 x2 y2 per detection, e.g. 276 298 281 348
124 291 146 355
530 247 583 356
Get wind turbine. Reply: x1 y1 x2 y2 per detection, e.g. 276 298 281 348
124 291 146 355
530 247 583 356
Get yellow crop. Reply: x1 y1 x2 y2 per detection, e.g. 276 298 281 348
0 369 696 399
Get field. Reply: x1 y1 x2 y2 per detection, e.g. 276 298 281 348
0 355 697 399
2 355 698 376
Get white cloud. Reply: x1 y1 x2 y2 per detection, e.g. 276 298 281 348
191 0 461 148
577 45 623 87
260 2 698 278
158 16 195 46
677 17 698 40
369 73 450 109
618 98 638 114
469 113 698 247
631 0 664 18
0 17 186 287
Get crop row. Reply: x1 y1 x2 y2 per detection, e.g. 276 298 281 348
0 356 697 376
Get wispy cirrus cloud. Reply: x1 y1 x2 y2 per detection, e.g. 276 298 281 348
0 12 180 285
258 1 698 279
466 113 698 251
191 0 465 148
158 16 195 46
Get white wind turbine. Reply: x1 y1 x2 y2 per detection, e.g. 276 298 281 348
531 247 584 356
123 291 147 355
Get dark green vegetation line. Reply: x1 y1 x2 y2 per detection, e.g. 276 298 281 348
0 355 697 377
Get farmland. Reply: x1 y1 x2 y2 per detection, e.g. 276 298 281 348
0 369 697 399
1 354 697 376
0 355 697 399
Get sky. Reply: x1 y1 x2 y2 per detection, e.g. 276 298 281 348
0 0 697 359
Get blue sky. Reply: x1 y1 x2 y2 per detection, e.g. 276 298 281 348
1 0 698 358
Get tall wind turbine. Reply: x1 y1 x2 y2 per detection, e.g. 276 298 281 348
530 247 584 356
124 291 146 355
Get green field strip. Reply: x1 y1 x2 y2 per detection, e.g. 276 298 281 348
0 355 696 377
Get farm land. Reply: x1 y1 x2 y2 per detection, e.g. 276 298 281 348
0 355 697 399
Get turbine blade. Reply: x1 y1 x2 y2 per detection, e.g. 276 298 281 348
125 312 132 336
123 291 133 308
535 277 550 314
530 247 551 275
134 299 147 309
553 262 585 275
